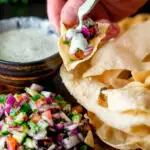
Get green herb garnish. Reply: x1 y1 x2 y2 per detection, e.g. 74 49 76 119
0 131 10 136
20 103 32 115
55 95 64 101
80 145 88 150
0 95 6 103
31 94 43 101
70 58 75 62
63 40 70 45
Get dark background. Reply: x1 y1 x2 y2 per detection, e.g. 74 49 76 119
0 0 150 20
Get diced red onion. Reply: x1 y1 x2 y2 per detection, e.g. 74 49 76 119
50 93 56 100
84 45 93 56
30 83 43 92
16 98 27 111
9 126 23 132
60 112 71 122
46 97 53 104
48 144 56 150
6 94 15 106
78 133 84 142
65 124 78 131
57 134 63 143
0 104 4 117
58 146 63 150
81 26 90 38
52 113 61 119
62 135 81 149
49 127 56 132
0 121 4 131
41 91 51 98
56 123 64 130
37 138 52 142
70 129 78 136
38 104 51 112
5 106 11 116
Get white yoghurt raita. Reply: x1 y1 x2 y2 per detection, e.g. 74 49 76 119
65 0 98 54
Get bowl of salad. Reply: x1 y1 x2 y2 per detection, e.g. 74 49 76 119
0 83 95 150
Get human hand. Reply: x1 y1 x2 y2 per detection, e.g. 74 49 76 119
47 0 148 33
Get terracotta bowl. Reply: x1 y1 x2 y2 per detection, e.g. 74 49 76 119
0 17 62 93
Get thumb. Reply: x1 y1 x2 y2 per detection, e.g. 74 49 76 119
61 0 86 27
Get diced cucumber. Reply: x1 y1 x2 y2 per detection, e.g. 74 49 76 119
1 124 8 132
12 131 27 144
0 137 6 149
25 88 38 97
28 121 40 133
29 101 37 111
72 113 82 123
38 120 48 129
14 112 26 124
24 138 36 149
41 91 51 98
20 103 32 115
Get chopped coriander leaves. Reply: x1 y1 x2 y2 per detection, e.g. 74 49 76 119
70 58 76 62
0 95 6 103
80 145 88 150
55 95 64 101
0 131 10 136
31 94 43 101
63 40 70 45
20 103 32 115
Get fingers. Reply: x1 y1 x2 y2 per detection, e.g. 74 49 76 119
61 0 86 27
101 0 148 21
89 2 110 21
47 0 66 33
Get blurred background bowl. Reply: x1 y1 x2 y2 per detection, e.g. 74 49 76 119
0 17 62 93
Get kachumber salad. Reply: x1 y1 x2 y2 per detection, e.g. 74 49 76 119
0 84 93 150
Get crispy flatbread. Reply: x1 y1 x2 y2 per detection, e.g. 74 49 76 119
60 66 150 136
60 66 150 149
88 112 150 150
60 14 150 150
58 22 109 71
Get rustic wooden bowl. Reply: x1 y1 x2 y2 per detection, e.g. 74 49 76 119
0 54 62 93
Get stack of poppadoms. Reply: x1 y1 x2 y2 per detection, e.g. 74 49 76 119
59 14 150 149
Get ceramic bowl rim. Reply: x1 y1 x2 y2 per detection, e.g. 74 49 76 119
0 17 59 66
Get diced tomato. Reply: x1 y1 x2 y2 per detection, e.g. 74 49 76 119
42 110 52 120
89 26 97 38
35 98 46 107
6 116 13 124
15 95 23 102
24 115 28 121
75 50 84 59
31 114 42 123
72 105 83 113
7 136 18 150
